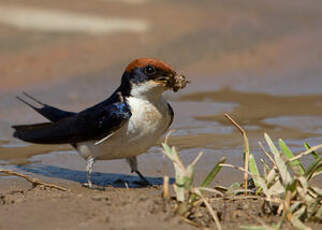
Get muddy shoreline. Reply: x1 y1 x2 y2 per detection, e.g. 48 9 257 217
0 176 321 230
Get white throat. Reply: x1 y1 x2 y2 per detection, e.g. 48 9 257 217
130 81 166 101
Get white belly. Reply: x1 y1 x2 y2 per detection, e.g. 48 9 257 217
76 96 171 160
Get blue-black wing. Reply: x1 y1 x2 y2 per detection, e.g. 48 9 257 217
12 102 131 144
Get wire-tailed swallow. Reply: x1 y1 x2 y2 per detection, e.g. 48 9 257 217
12 58 188 189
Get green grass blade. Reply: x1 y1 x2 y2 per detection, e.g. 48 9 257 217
264 133 280 156
304 142 319 159
254 174 271 197
304 157 322 180
249 154 261 187
189 157 226 202
279 139 305 175
312 165 322 178
200 157 226 188
162 143 173 156
264 133 292 185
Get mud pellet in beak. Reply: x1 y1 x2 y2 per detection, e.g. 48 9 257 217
172 74 190 92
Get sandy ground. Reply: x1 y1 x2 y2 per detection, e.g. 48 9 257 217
1 177 320 230
1 0 322 229
1 179 189 230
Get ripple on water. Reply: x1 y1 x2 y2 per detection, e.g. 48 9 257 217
178 88 322 148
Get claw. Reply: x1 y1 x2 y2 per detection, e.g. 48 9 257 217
126 157 152 186
134 170 152 186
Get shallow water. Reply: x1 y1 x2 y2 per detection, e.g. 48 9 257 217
1 87 321 186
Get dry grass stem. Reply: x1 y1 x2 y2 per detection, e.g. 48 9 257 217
195 189 222 230
181 216 202 228
252 216 275 230
224 113 250 194
259 141 275 165
0 169 69 191
125 181 129 190
287 144 322 162
163 176 169 199
220 163 251 176
191 151 203 166
196 187 224 197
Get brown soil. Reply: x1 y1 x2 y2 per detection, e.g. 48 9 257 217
0 177 320 230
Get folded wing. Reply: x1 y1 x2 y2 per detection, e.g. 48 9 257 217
12 102 131 144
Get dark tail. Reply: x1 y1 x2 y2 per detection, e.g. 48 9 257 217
12 123 56 144
13 92 77 144
16 92 75 122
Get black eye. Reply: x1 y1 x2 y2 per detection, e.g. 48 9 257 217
144 65 156 75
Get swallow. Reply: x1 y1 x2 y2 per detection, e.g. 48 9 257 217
12 58 188 189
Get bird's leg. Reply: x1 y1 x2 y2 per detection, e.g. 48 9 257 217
82 157 95 188
86 157 95 187
126 157 151 186
82 157 105 190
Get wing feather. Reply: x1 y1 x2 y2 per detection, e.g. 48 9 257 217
12 102 131 144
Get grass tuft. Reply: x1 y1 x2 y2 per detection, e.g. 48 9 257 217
162 114 322 229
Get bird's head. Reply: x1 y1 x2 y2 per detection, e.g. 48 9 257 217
119 58 188 99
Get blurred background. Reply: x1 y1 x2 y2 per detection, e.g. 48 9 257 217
0 0 322 185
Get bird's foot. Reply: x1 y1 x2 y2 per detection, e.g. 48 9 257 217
82 183 106 191
134 170 152 187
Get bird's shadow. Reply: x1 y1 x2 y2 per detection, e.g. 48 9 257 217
17 164 174 188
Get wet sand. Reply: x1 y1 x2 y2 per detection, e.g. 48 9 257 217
1 0 322 229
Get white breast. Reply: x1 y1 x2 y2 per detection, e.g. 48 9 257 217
77 95 172 160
